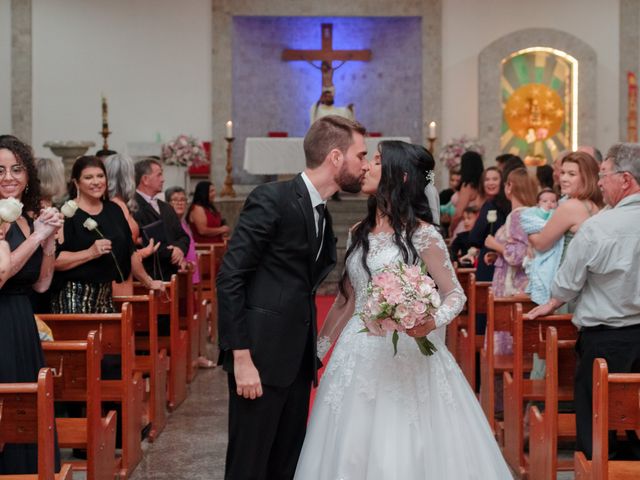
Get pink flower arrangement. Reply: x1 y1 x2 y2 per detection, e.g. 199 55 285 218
162 134 209 167
438 136 485 170
360 262 441 356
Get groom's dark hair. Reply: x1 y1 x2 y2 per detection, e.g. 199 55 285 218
303 115 366 169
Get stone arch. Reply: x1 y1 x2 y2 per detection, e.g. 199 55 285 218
479 28 597 163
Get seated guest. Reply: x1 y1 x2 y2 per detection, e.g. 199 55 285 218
187 181 230 244
53 156 161 314
0 135 62 474
450 205 478 264
132 158 190 281
35 157 66 207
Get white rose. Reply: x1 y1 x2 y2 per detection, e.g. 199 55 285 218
0 197 24 223
60 199 79 218
487 210 498 223
83 218 98 231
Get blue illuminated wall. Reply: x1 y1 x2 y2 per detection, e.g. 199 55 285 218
231 16 422 182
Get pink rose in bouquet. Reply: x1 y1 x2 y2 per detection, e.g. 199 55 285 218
360 261 440 356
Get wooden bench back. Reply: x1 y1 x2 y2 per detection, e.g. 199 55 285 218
475 281 492 316
37 303 134 379
518 311 576 370
43 330 101 407
0 368 57 479
594 358 640 478
43 331 117 480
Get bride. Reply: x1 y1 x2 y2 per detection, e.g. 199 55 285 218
294 141 512 479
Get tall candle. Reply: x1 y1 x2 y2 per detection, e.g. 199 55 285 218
429 121 437 139
101 95 109 128
226 120 233 138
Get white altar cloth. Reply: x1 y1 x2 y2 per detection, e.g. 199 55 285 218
243 137 412 175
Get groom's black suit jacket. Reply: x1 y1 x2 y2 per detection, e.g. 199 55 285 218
217 174 336 388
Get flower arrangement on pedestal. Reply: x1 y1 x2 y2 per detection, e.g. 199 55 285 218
162 134 210 174
438 136 485 170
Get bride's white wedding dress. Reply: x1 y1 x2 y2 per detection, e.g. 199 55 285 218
295 224 512 479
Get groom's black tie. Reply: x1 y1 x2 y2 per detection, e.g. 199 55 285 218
315 204 325 255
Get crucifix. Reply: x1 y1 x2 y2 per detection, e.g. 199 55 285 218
282 23 372 92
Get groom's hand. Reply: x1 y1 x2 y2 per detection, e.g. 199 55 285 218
233 350 263 400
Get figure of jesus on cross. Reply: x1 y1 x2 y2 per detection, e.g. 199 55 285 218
282 23 372 125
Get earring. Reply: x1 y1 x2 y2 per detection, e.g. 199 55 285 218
25 185 29 193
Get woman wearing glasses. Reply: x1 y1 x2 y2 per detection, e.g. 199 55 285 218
0 136 63 474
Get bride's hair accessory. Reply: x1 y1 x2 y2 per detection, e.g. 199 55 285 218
425 170 435 185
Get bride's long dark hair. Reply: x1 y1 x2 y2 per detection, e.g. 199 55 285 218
338 141 435 299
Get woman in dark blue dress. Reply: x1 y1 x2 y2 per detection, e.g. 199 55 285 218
0 136 63 474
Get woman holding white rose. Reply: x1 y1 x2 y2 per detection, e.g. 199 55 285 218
52 156 162 314
0 136 63 474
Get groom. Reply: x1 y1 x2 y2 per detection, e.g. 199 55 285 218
217 115 368 479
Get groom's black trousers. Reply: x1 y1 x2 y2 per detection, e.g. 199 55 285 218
225 360 312 480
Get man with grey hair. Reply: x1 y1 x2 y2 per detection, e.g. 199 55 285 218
528 142 640 459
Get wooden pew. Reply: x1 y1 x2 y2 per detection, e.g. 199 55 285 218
574 359 640 480
43 331 118 480
0 368 73 480
134 275 187 411
529 326 578 480
113 290 168 442
196 242 226 345
479 290 536 437
197 298 212 370
503 311 576 477
36 304 144 479
447 268 476 388
177 266 199 382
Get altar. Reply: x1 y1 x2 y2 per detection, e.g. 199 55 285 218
243 136 412 175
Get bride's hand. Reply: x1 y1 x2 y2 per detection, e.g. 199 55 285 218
406 317 436 338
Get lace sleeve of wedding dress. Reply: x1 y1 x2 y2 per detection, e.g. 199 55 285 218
414 224 466 328
316 231 356 359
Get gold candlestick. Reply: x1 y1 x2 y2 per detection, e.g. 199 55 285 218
99 125 112 151
220 137 236 198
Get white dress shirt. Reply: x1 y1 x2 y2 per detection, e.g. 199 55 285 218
301 172 327 259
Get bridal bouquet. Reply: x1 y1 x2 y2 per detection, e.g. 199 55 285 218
162 134 209 167
360 262 441 356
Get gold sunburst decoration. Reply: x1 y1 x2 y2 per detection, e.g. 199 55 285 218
504 83 564 141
